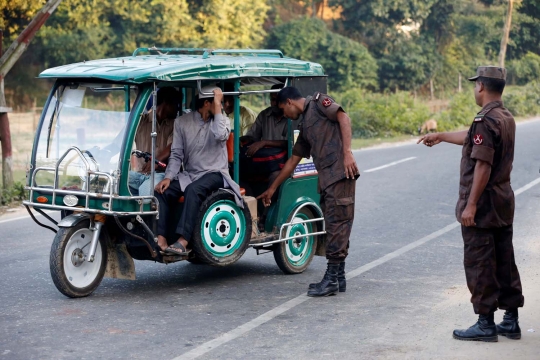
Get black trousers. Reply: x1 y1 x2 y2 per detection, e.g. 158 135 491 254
461 225 524 314
155 172 223 243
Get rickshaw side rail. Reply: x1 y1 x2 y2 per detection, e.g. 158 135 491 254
249 202 326 248
27 146 159 217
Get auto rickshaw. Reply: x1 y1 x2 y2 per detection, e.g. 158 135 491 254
23 48 328 298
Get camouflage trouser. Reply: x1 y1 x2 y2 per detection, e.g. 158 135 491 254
320 178 356 264
461 225 524 314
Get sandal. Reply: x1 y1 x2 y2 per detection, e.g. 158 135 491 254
164 241 191 256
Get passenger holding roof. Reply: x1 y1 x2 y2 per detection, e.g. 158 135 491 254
154 85 243 255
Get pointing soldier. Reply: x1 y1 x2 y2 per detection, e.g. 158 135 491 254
258 87 360 297
418 66 524 342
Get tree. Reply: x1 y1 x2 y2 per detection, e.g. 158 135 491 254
266 17 378 91
377 36 441 92
498 0 514 67
193 0 269 48
507 0 540 60
328 0 438 57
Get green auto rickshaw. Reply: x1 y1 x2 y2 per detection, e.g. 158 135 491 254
23 48 328 298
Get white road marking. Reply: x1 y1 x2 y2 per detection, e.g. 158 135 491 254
363 157 416 173
0 210 55 225
172 176 540 360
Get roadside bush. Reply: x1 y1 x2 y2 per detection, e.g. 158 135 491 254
435 91 478 132
0 182 26 206
507 52 540 85
504 82 540 117
334 90 430 138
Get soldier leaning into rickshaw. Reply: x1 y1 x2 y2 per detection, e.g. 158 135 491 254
259 86 360 297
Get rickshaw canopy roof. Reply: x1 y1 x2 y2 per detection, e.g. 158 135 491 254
39 48 325 83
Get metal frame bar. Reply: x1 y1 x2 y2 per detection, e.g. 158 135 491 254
249 202 326 248
150 82 157 195
197 79 288 97
24 146 159 217
132 47 284 58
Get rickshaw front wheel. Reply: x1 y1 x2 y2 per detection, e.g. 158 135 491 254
192 190 252 266
50 220 107 298
273 207 318 274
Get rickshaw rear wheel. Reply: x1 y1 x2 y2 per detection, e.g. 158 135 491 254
50 220 107 298
273 207 318 274
192 190 252 266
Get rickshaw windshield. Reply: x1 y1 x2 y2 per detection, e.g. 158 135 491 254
34 83 135 188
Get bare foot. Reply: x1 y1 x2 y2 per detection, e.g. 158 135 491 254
157 235 168 251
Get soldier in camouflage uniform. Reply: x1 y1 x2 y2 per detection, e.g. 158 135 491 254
419 66 524 342
258 86 360 297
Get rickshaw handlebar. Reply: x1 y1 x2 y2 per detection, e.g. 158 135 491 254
131 150 166 170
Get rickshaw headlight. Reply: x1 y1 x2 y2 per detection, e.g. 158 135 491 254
63 195 79 207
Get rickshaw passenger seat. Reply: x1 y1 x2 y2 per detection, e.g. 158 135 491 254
226 131 234 163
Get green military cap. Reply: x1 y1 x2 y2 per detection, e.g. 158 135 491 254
468 66 507 81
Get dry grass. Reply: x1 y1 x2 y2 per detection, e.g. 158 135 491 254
0 112 38 183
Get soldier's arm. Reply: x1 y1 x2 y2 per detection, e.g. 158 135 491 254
337 111 360 178
418 130 468 146
462 160 491 227
257 155 302 206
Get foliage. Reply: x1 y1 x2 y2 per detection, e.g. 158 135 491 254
328 0 438 57
0 0 45 40
507 52 540 85
0 182 26 206
266 17 378 91
377 35 441 92
507 0 540 60
435 91 478 132
504 82 540 117
334 90 431 138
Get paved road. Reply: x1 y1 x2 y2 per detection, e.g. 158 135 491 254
1 119 540 359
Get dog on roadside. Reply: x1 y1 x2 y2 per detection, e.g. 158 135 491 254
418 119 437 134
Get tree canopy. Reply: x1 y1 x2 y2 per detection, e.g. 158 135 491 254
1 0 539 106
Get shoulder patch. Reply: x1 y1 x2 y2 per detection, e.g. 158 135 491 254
473 134 483 145
322 98 332 107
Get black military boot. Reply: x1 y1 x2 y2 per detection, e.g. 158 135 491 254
497 309 521 340
337 261 346 292
452 313 498 342
308 261 346 292
307 263 339 297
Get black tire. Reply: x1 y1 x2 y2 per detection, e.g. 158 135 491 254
191 190 252 266
50 220 107 298
273 207 318 274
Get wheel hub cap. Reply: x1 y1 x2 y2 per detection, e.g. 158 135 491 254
71 248 85 267
202 200 245 257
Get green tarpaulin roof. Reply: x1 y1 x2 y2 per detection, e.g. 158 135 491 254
39 49 325 83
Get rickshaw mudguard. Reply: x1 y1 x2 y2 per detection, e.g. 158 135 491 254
57 212 92 228
105 242 136 280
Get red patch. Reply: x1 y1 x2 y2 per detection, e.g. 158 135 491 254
473 134 483 145
322 98 332 107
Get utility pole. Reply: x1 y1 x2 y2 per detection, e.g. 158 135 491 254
0 0 63 189
498 0 514 68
